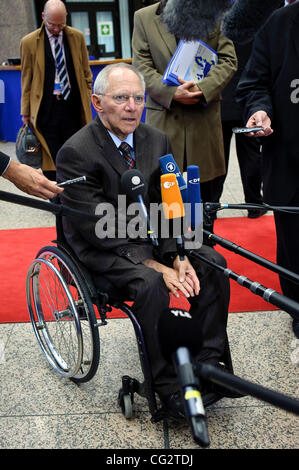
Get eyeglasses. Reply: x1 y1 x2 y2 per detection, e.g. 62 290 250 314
98 93 145 105
45 20 66 29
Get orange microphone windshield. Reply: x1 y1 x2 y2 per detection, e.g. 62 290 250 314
161 173 185 219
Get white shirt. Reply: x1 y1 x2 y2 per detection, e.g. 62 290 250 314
107 131 135 161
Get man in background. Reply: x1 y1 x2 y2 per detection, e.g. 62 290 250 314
132 0 237 208
20 0 92 180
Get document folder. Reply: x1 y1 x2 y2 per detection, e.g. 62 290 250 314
163 40 218 87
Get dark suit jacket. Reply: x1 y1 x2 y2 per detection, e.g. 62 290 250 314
221 41 253 122
236 3 299 205
56 116 175 275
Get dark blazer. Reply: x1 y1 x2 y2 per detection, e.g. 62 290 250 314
236 3 299 205
221 41 253 122
56 116 174 275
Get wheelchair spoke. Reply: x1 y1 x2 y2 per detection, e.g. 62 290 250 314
26 246 100 382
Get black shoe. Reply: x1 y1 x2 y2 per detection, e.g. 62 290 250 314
160 391 186 420
248 208 268 219
293 318 299 339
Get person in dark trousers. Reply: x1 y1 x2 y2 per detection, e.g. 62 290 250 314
236 3 299 338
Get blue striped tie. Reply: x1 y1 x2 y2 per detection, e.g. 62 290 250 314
54 37 70 100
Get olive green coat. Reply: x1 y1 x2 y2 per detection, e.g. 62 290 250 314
132 3 237 182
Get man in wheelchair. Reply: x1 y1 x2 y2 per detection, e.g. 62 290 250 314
56 63 233 420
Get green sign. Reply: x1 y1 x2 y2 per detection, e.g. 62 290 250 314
98 22 113 37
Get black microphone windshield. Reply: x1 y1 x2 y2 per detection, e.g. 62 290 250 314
161 0 232 41
162 0 282 44
221 0 282 44
121 169 147 201
157 308 203 362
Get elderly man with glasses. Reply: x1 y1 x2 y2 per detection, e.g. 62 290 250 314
20 0 92 181
56 63 234 420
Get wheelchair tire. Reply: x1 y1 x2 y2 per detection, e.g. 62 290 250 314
26 246 100 383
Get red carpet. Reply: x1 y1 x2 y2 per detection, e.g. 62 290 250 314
0 216 280 324
214 215 280 312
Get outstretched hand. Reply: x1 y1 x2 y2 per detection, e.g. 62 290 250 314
3 161 63 200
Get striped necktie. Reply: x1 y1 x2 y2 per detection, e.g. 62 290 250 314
54 37 70 100
119 142 135 169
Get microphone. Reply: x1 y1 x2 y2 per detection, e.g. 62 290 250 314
157 307 203 362
121 169 159 246
161 0 232 42
161 0 282 43
157 308 210 447
159 154 188 203
160 173 185 259
221 0 282 44
187 165 203 230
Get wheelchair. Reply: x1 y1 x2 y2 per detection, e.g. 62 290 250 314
26 211 238 424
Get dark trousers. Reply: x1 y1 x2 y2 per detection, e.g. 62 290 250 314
213 120 263 204
274 189 299 316
38 95 81 180
97 245 230 396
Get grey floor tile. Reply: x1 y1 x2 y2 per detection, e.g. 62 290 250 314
167 406 298 449
0 412 166 449
0 320 146 417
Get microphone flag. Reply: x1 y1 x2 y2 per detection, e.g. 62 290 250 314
159 154 188 203
161 173 185 220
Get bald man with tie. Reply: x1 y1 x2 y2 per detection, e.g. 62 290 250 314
20 0 92 180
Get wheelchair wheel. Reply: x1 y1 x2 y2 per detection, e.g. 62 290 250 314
118 389 134 419
26 246 100 383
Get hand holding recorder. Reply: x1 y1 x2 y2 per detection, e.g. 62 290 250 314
243 110 273 137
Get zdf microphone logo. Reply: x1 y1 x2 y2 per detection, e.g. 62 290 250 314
163 180 175 189
188 178 200 184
